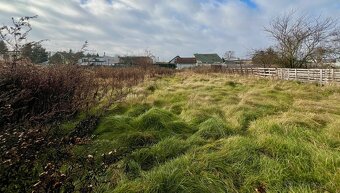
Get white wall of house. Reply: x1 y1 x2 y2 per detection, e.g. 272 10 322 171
176 63 196 69
79 55 119 66
196 61 203 66
197 62 213 66
196 61 223 66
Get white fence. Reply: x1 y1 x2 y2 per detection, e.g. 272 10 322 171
220 68 340 84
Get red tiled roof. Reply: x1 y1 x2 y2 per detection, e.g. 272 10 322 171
175 57 196 64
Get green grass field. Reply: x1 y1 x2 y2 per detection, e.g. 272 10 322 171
72 72 340 193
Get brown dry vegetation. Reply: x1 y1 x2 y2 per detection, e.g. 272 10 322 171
0 61 174 192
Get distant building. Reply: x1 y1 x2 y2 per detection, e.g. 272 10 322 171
118 56 153 66
78 55 119 66
78 55 154 66
169 56 197 69
194 54 223 65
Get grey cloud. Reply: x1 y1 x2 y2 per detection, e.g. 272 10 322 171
0 0 339 60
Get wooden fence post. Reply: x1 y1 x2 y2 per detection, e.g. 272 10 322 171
320 69 323 85
286 69 289 80
287 69 290 80
307 69 310 81
294 69 297 80
287 69 289 80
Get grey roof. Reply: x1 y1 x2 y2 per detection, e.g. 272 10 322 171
194 54 223 63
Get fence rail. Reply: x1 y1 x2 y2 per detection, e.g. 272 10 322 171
221 68 340 84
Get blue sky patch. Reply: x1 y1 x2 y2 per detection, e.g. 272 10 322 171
240 0 257 9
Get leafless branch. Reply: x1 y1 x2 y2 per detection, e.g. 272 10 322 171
265 12 339 68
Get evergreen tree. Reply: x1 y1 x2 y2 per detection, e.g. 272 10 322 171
21 43 33 60
31 45 48 63
21 43 48 64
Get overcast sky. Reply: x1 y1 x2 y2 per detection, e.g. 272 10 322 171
0 0 339 60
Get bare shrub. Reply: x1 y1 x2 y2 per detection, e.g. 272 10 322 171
0 62 174 192
0 62 98 126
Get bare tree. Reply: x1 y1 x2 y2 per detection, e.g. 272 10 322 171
265 11 339 68
144 49 156 62
332 31 340 56
224 51 235 61
0 15 46 67
0 16 37 51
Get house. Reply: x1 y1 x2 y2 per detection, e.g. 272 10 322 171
78 55 119 66
194 54 223 66
118 56 153 66
169 56 197 69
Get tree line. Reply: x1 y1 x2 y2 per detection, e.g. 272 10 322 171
0 40 89 65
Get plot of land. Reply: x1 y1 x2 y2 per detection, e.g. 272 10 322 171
70 72 340 192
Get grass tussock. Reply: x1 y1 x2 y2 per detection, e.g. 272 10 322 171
89 72 340 192
128 137 190 171
194 117 233 140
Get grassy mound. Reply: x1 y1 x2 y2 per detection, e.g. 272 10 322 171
194 117 233 140
136 108 177 130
